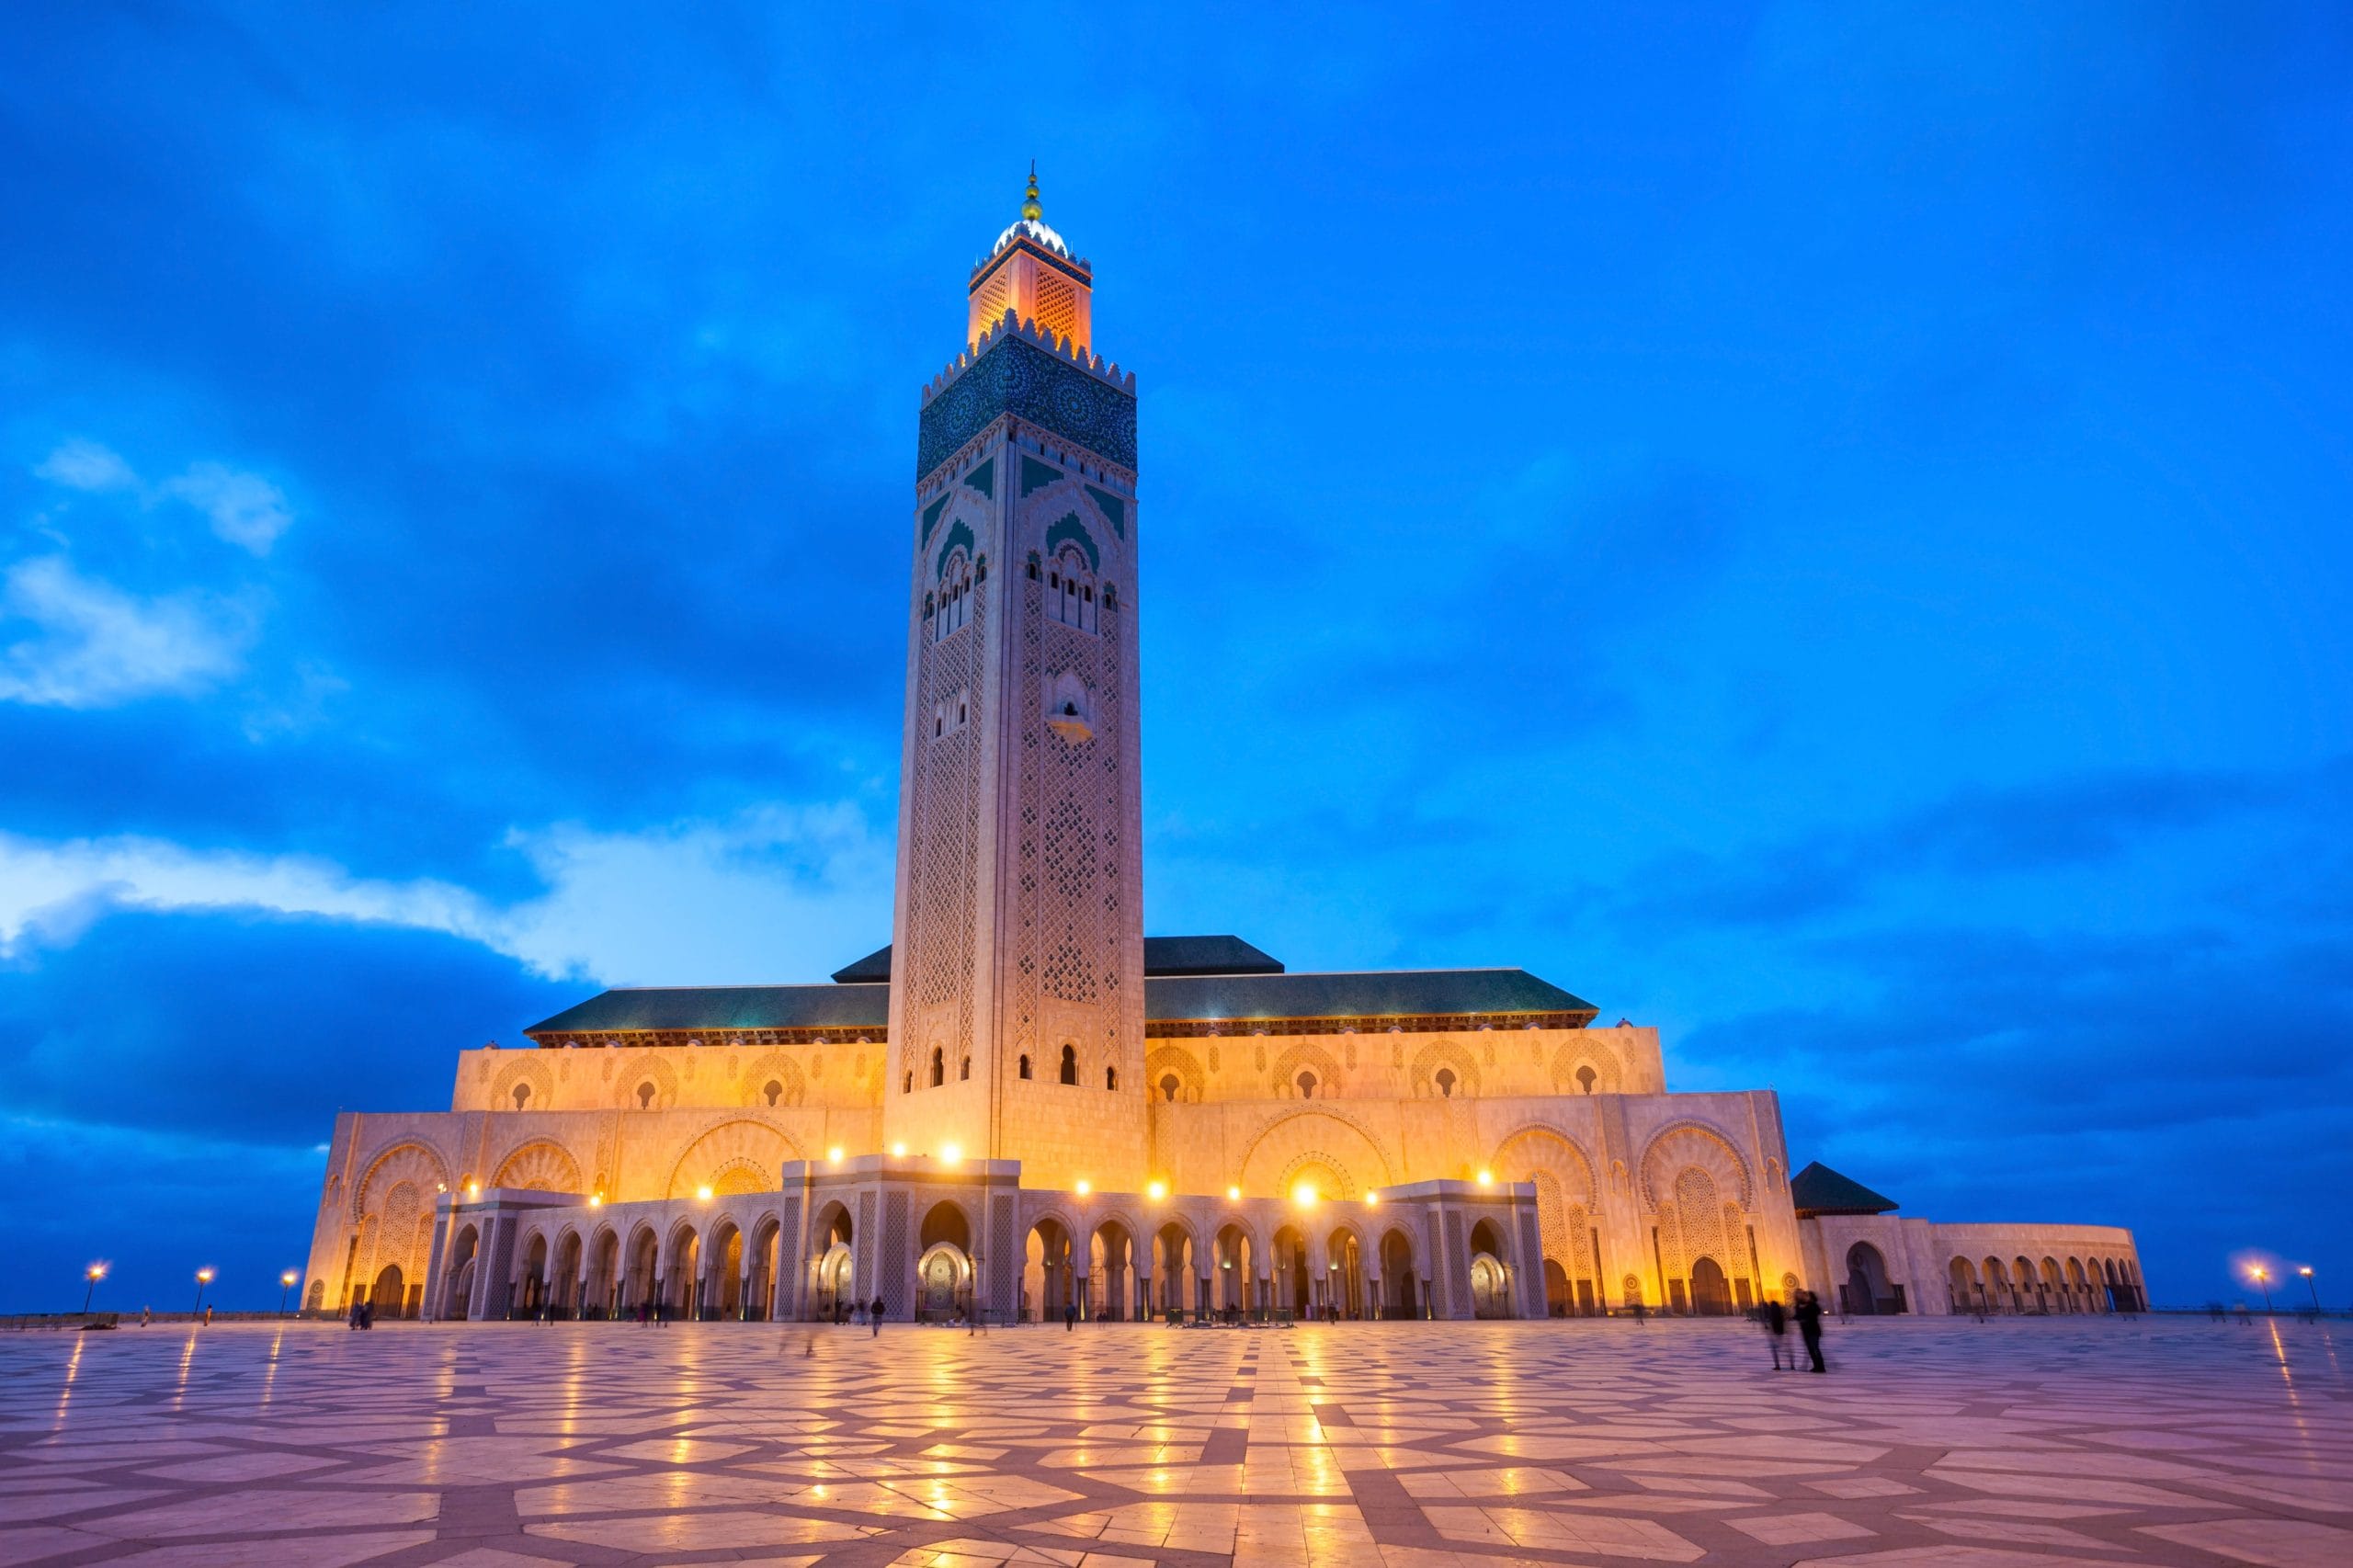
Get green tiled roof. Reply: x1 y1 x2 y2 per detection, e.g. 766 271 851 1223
1790 1161 1899 1216
526 983 888 1039
525 964 1594 1040
1146 969 1592 1023
829 935 1286 984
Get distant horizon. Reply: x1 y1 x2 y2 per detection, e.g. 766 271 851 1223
4 4 2347 1313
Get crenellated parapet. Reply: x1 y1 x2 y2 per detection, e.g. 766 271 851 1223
915 309 1138 483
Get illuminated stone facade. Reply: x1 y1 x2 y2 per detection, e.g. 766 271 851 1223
302 180 2143 1324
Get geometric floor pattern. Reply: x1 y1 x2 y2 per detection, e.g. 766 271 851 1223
1 1317 2347 1567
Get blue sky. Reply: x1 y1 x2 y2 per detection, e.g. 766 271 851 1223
2 3 2347 1312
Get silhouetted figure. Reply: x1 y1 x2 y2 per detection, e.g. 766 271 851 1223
360 1300 375 1330
1064 1301 1078 1332
1762 1298 1789 1369
870 1294 886 1335
1794 1290 1826 1373
1630 1300 1648 1326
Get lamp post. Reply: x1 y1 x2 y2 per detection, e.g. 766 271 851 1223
2300 1266 2320 1312
279 1270 300 1316
2251 1265 2273 1312
82 1263 108 1314
193 1267 215 1318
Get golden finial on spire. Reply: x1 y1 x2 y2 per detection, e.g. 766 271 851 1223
1021 160 1041 222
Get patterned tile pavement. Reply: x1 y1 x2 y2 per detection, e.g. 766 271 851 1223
1 1316 2347 1567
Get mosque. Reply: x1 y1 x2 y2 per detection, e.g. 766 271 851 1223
302 176 2146 1326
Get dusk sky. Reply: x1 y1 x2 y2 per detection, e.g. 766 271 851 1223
3 4 2347 1312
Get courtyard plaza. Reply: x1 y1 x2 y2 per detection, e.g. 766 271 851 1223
0 1318 2346 1568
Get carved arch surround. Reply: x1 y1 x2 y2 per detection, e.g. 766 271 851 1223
665 1117 804 1199
739 1051 808 1108
491 1139 585 1195
1410 1039 1483 1098
1637 1120 1755 1209
491 1057 555 1111
1235 1108 1396 1196
1490 1123 1600 1209
351 1141 451 1222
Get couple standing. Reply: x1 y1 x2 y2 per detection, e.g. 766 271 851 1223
1762 1292 1826 1372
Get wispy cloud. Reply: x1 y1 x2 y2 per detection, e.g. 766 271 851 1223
30 439 294 555
0 555 255 708
0 802 892 986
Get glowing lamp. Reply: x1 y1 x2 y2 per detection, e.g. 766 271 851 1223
1074 1179 1091 1196
1475 1169 1494 1187
280 1270 298 1287
1146 1180 1167 1201
85 1263 108 1282
196 1267 215 1284
468 1181 482 1199
892 1142 907 1158
696 1185 713 1201
588 1194 603 1207
940 1143 961 1165
1292 1182 1317 1207
1365 1190 1381 1205
1226 1185 1241 1201
828 1146 844 1163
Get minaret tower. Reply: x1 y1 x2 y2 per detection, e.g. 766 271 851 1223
883 171 1144 1193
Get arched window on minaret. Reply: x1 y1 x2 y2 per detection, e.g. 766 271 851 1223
934 551 973 642
929 1048 944 1087
1045 546 1096 633
1018 1054 1032 1080
1106 1066 1119 1091
1059 1043 1078 1085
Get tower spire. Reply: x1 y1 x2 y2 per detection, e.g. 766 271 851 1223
1021 160 1041 222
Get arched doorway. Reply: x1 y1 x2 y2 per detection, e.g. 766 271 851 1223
1845 1243 1893 1315
918 1202 972 1322
1272 1225 1311 1319
517 1233 549 1317
1091 1222 1134 1322
710 1222 745 1320
1380 1228 1418 1319
1469 1219 1512 1319
370 1263 405 1318
444 1224 480 1320
1026 1218 1074 1323
746 1218 780 1321
624 1228 659 1316
811 1201 853 1321
1689 1256 1732 1315
1327 1228 1364 1321
552 1231 583 1318
1542 1259 1570 1317
1213 1223 1254 1318
585 1230 620 1318
1154 1222 1195 1316
665 1226 700 1318
1949 1256 1979 1313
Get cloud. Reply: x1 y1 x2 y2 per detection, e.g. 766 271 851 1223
0 801 893 986
33 437 139 492
162 460 294 554
29 438 295 555
0 554 254 708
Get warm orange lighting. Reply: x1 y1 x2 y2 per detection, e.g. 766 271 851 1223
696 1185 713 1201
1365 1190 1381 1205
2252 1265 2269 1281
940 1143 961 1165
828 1145 844 1163
2300 1267 2314 1278
588 1194 603 1207
280 1270 298 1287
1475 1169 1494 1187
1226 1185 1241 1201
86 1262 108 1281
196 1267 215 1284
467 1181 482 1199
1292 1182 1318 1207
1146 1180 1167 1201
891 1142 907 1158
1074 1179 1091 1196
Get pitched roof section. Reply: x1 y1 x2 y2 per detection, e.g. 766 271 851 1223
830 946 893 983
1147 968 1593 1026
1142 935 1284 976
827 936 1286 984
526 983 888 1039
1790 1161 1899 1216
526 965 1596 1041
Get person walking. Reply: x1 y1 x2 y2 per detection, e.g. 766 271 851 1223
870 1294 886 1336
1063 1301 1078 1333
1763 1297 1789 1369
1794 1290 1826 1373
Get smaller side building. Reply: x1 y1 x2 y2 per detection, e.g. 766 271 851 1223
1791 1162 2145 1316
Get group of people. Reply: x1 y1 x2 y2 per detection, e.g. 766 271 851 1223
1756 1291 1827 1372
345 1298 377 1330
